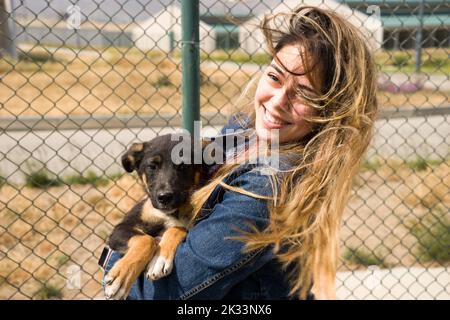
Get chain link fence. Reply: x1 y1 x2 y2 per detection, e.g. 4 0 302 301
0 0 448 300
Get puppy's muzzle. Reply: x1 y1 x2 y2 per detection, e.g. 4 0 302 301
157 191 174 207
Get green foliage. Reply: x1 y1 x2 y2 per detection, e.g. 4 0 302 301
25 167 123 189
153 75 173 88
423 57 450 70
361 158 383 172
406 157 442 171
64 171 110 187
19 51 56 64
201 50 270 65
408 209 450 263
391 53 411 67
25 169 62 189
406 157 428 171
378 49 450 75
343 247 390 267
35 284 63 300
57 254 70 267
360 157 444 172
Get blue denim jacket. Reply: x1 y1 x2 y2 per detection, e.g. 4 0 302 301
101 116 313 300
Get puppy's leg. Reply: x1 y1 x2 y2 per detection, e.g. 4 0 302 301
104 234 156 300
146 227 187 281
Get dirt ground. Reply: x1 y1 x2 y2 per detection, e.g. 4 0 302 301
0 49 248 118
0 47 448 119
0 161 448 299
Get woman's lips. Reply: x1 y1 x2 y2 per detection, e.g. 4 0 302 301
261 105 291 129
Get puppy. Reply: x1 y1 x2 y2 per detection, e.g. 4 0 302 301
103 134 212 300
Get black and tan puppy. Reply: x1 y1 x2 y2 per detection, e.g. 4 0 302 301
103 134 212 300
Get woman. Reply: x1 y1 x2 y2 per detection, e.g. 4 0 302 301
102 6 378 300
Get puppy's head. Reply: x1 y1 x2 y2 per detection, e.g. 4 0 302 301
121 134 205 213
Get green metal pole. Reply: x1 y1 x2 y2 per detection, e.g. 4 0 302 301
181 0 200 136
415 0 425 73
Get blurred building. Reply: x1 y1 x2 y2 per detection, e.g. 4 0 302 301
339 0 450 49
239 0 382 54
132 5 216 53
5 0 449 51
12 17 135 48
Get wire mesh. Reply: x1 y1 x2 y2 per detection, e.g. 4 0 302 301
0 0 448 300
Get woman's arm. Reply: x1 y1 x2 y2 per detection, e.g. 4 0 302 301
105 168 274 300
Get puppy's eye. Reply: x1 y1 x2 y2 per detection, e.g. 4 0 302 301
147 163 157 170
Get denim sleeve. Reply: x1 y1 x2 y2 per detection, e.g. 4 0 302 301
124 168 274 300
219 112 250 135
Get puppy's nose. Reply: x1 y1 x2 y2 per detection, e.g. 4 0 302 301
157 192 174 205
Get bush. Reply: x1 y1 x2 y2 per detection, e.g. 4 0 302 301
19 51 56 64
64 171 122 187
408 209 450 263
64 171 108 187
35 284 63 300
153 75 173 88
391 54 410 67
202 50 270 65
361 158 383 172
0 176 5 188
25 170 62 189
423 57 449 69
343 247 390 267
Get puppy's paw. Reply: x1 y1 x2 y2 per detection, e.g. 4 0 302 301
146 253 173 281
104 277 128 300
104 276 128 300
104 261 131 300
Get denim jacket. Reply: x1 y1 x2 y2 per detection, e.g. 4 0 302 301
101 115 313 300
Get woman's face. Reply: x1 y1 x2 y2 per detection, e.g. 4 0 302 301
254 44 317 143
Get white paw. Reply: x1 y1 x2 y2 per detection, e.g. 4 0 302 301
104 274 128 300
146 254 173 280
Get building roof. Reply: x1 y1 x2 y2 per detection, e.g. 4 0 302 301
337 0 450 16
382 13 450 28
338 0 447 4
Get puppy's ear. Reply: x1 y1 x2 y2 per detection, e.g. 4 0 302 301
121 143 144 173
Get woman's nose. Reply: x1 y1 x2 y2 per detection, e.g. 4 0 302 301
271 88 290 110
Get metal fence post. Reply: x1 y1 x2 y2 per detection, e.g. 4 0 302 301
415 0 425 73
0 0 18 60
181 0 200 136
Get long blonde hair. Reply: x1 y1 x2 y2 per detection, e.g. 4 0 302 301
191 6 378 299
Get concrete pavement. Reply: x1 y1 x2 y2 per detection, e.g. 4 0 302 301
336 266 449 300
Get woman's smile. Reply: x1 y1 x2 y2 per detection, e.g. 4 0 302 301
261 104 292 129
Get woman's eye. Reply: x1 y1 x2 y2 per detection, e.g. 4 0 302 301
268 73 279 83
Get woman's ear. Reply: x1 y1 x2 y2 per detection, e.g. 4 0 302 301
121 142 144 172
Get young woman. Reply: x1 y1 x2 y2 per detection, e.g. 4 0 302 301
102 6 378 300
